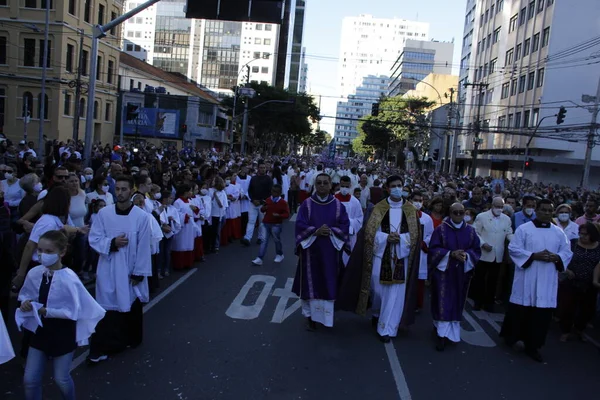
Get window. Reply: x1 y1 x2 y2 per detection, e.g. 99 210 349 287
23 39 36 66
127 31 134 38
523 38 530 56
491 4 495 15
66 44 74 72
40 0 53 8
37 93 48 120
509 14 518 32
515 112 522 128
261 67 268 74
262 52 270 59
38 40 51 68
519 8 527 26
135 17 143 24
518 75 526 93
483 63 488 77
254 38 261 44
252 66 259 73
68 0 75 15
0 37 6 65
107 60 114 84
527 71 535 90
256 24 263 30
515 43 522 60
25 0 36 8
98 4 105 25
110 12 117 35
126 43 133 51
253 51 260 59
524 110 531 128
490 58 497 74
265 24 272 31
63 92 71 116
532 108 540 126
505 48 514 65
538 0 544 12
501 82 510 99
105 103 111 121
532 33 540 52
93 100 99 120
96 56 102 80
484 10 489 22
497 0 504 12
22 92 33 117
482 38 486 49
498 115 507 128
476 41 480 54
537 68 545 87
487 33 491 48
493 28 501 44
507 114 514 128
84 0 91 23
129 79 134 90
547 0 554 6
528 1 535 19
81 50 88 76
264 38 271 45
135 32 141 38
137 82 141 90
542 27 550 47
79 98 86 118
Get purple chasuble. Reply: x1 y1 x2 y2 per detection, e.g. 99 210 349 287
428 219 481 322
292 194 350 300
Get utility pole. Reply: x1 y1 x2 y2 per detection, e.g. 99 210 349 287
23 96 29 141
241 98 250 155
464 81 489 178
581 76 600 188
38 0 50 159
443 88 456 173
73 31 85 142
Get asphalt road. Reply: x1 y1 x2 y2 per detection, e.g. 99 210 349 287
2 218 599 400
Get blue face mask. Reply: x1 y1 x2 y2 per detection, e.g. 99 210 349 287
390 187 403 199
401 191 409 198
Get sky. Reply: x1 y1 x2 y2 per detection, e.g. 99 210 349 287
302 0 468 133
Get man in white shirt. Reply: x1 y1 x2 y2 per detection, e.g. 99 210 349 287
472 197 514 312
18 141 36 159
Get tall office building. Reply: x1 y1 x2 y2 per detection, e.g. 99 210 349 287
456 0 600 184
121 1 157 63
283 0 307 93
388 39 454 96
298 48 308 93
337 15 429 98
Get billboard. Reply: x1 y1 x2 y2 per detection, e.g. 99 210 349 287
185 0 284 23
123 108 182 139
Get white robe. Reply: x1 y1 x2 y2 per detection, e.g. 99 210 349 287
0 314 15 364
418 211 434 280
17 265 106 346
199 195 212 225
371 200 412 337
191 195 206 237
237 175 251 213
157 205 182 240
338 195 364 266
89 204 153 312
508 221 573 308
225 184 241 219
171 198 199 252
146 210 164 255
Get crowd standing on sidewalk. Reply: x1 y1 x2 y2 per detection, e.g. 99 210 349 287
1 137 600 397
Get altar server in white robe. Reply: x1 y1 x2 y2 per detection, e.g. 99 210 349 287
171 183 199 269
501 199 573 363
237 167 251 229
87 175 152 364
409 191 434 312
0 314 14 364
335 176 363 266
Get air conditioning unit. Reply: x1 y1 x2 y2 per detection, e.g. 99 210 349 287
144 85 155 93
156 86 167 94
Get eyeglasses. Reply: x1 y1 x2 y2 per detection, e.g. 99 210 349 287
452 211 465 216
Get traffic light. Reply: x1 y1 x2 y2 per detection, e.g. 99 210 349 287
371 102 380 117
557 106 567 125
524 157 533 170
126 104 139 121
180 124 188 133
432 149 440 161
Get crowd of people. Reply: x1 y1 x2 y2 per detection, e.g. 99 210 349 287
1 136 600 398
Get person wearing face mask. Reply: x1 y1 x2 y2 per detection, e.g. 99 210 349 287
223 175 242 245
512 195 537 231
153 191 181 279
428 203 482 351
81 167 94 193
86 177 115 206
471 197 514 312
339 176 421 343
408 191 433 313
1 163 25 222
17 230 105 399
198 183 213 255
334 176 364 266
553 204 579 241
298 162 313 204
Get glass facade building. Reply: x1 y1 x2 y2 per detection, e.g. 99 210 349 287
153 1 191 76
200 21 242 90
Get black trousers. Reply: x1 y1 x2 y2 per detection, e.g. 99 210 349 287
500 303 553 351
472 260 501 307
89 299 143 357
558 284 598 334
288 190 299 213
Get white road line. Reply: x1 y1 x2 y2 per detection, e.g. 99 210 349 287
289 213 297 222
71 268 198 371
384 341 412 400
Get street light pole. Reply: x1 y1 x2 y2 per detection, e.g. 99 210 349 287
581 76 600 188
521 114 556 180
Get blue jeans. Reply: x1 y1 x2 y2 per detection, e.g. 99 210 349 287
212 216 225 250
24 347 75 400
258 223 283 259
158 237 173 274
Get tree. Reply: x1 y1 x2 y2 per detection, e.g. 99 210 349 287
221 82 320 154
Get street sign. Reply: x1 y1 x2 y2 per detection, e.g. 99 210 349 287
185 0 284 23
238 87 256 98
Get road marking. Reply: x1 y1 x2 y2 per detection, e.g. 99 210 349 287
290 213 297 222
225 275 276 320
271 278 301 323
384 341 412 400
461 311 496 347
70 268 198 371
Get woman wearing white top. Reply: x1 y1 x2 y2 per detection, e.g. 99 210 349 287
86 177 115 206
209 177 228 254
1 163 25 222
554 203 579 241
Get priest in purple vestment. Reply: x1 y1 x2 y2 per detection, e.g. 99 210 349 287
292 173 350 331
428 202 481 351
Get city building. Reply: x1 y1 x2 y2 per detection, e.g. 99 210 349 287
388 39 455 96
334 75 390 156
121 0 156 63
298 48 308 93
337 15 430 99
0 0 124 146
457 0 600 185
282 0 307 93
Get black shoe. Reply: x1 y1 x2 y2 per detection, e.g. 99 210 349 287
305 318 317 332
240 239 250 246
371 316 379 329
380 335 391 343
525 349 544 363
257 239 263 245
435 336 446 352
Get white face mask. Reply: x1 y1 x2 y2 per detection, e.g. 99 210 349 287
39 253 60 267
101 185 110 193
104 162 110 168
340 187 351 196
225 179 231 186
85 174 93 181
4 173 13 180
558 213 570 222
412 201 422 210
492 208 502 217
33 182 43 192
200 189 208 196
524 208 535 216
154 193 162 200
464 215 472 223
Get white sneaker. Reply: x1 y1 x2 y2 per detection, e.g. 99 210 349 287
252 257 263 266
274 255 285 263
